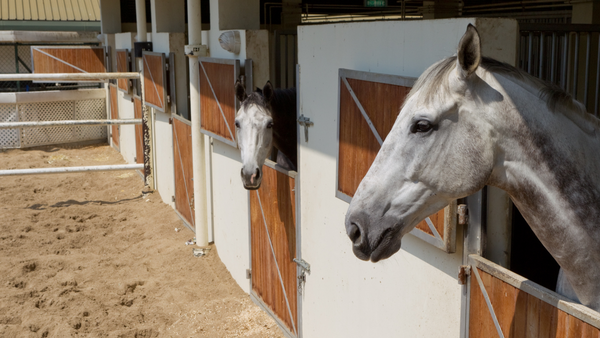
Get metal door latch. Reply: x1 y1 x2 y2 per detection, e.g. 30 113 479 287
294 258 311 295
297 115 313 142
458 265 471 285
457 204 468 226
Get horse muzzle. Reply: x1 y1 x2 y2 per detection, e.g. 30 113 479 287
241 167 262 190
346 211 402 262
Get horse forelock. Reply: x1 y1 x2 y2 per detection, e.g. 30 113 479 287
239 91 271 117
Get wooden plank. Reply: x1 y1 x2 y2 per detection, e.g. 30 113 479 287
469 267 500 337
337 77 410 197
471 258 600 338
525 294 541 338
539 299 559 338
251 165 297 334
133 96 144 174
109 85 119 147
142 53 166 111
116 50 129 92
32 47 106 75
199 61 236 144
173 117 194 225
471 255 600 329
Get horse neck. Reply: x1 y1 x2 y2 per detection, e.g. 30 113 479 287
487 74 600 306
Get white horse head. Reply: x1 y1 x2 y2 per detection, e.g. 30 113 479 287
345 24 600 310
235 80 275 190
346 24 492 262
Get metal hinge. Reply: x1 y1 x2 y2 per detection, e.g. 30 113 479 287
458 265 471 285
167 95 171 103
297 115 313 142
246 269 252 279
457 204 468 226
165 62 169 71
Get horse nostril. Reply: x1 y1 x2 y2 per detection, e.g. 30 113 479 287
348 222 362 245
255 168 261 180
240 168 244 178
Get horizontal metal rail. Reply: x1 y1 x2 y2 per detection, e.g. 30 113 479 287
0 164 144 176
0 72 139 82
0 119 142 129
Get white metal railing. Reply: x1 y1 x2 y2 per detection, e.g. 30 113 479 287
0 118 141 129
0 71 148 179
0 72 139 82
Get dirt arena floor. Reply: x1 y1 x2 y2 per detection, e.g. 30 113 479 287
0 144 285 338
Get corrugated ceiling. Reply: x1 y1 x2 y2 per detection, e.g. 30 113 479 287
0 0 100 21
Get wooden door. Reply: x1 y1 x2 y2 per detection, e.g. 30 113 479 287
198 57 240 148
31 46 106 78
142 52 167 112
133 96 144 175
109 84 119 148
337 68 457 252
468 255 600 338
172 115 195 227
250 163 298 337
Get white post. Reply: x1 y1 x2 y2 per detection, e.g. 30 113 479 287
187 0 209 247
135 0 148 42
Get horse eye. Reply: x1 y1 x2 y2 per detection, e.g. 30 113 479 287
235 121 240 128
411 120 432 133
266 122 274 129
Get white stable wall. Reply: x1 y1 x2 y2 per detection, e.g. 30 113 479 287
115 33 137 166
206 0 251 293
297 18 517 338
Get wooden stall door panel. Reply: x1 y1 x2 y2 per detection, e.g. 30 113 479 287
109 85 119 147
133 97 144 171
117 50 129 91
338 79 381 198
199 62 236 143
250 166 297 334
173 118 194 225
143 53 166 111
32 47 106 74
469 268 600 338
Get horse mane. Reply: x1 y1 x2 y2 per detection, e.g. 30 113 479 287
270 88 296 115
406 56 600 132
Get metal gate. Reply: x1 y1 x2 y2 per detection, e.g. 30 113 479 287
172 114 194 229
249 161 299 337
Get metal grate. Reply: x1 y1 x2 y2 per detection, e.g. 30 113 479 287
0 104 19 148
17 98 106 148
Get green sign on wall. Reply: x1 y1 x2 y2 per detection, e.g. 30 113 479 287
365 0 387 7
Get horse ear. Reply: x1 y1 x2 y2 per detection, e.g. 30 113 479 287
263 81 274 102
235 79 247 102
457 24 481 78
